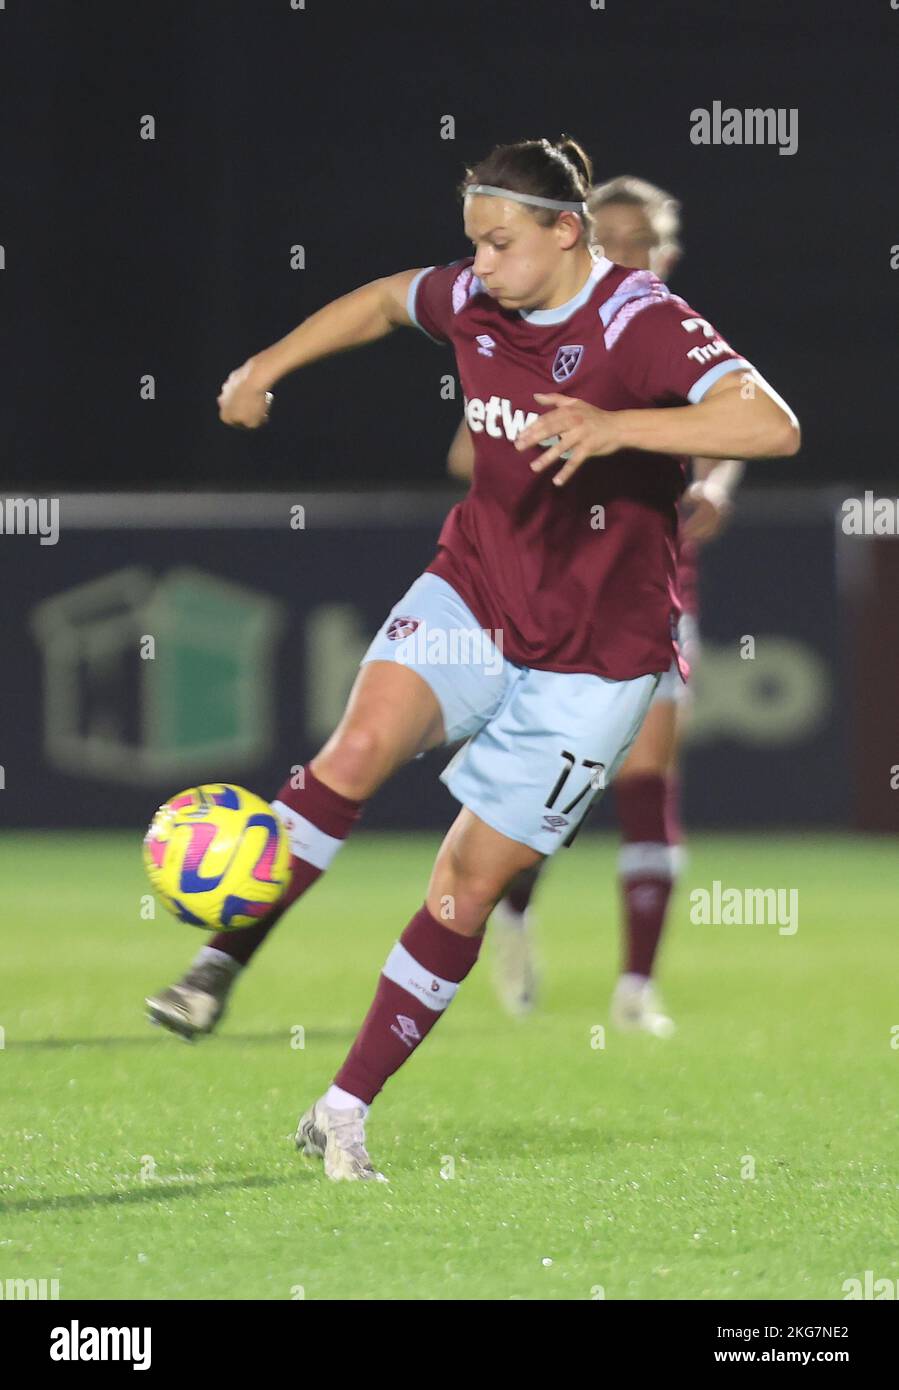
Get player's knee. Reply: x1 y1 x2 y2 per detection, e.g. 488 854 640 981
318 723 392 796
443 844 507 912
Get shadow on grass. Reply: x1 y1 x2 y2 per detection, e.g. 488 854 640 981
8 1029 358 1050
0 1171 325 1216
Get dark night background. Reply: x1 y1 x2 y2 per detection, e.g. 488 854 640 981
1 0 897 493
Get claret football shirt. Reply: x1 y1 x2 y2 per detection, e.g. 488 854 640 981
408 254 752 680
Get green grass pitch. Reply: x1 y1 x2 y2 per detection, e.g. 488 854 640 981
2 830 897 1301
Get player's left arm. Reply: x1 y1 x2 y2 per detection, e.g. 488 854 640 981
620 370 798 460
518 370 799 486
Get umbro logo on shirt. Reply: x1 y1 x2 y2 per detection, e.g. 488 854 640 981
475 334 496 356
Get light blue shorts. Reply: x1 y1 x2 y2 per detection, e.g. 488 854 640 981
361 572 662 855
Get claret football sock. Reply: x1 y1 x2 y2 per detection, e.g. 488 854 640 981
333 904 484 1105
202 764 363 967
616 773 682 979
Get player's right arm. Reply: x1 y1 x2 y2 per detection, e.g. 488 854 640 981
217 269 422 429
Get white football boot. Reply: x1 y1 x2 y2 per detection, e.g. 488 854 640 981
145 956 239 1041
490 899 540 1016
296 1098 388 1182
610 973 675 1038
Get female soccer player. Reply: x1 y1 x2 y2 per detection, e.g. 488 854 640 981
147 136 799 1180
448 176 745 1031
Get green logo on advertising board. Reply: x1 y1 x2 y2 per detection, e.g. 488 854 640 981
31 567 285 783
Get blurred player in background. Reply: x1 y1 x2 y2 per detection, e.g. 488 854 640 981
447 176 744 1034
147 136 797 1180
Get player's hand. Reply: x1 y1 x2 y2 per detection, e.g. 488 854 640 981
680 482 732 546
217 361 274 429
514 393 623 486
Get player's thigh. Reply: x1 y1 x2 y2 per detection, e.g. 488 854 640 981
311 659 445 798
359 571 514 744
426 806 544 937
312 571 516 799
441 666 661 857
617 697 679 778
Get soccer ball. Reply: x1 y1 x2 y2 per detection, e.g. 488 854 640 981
143 784 290 930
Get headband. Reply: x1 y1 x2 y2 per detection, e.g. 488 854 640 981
464 183 587 214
